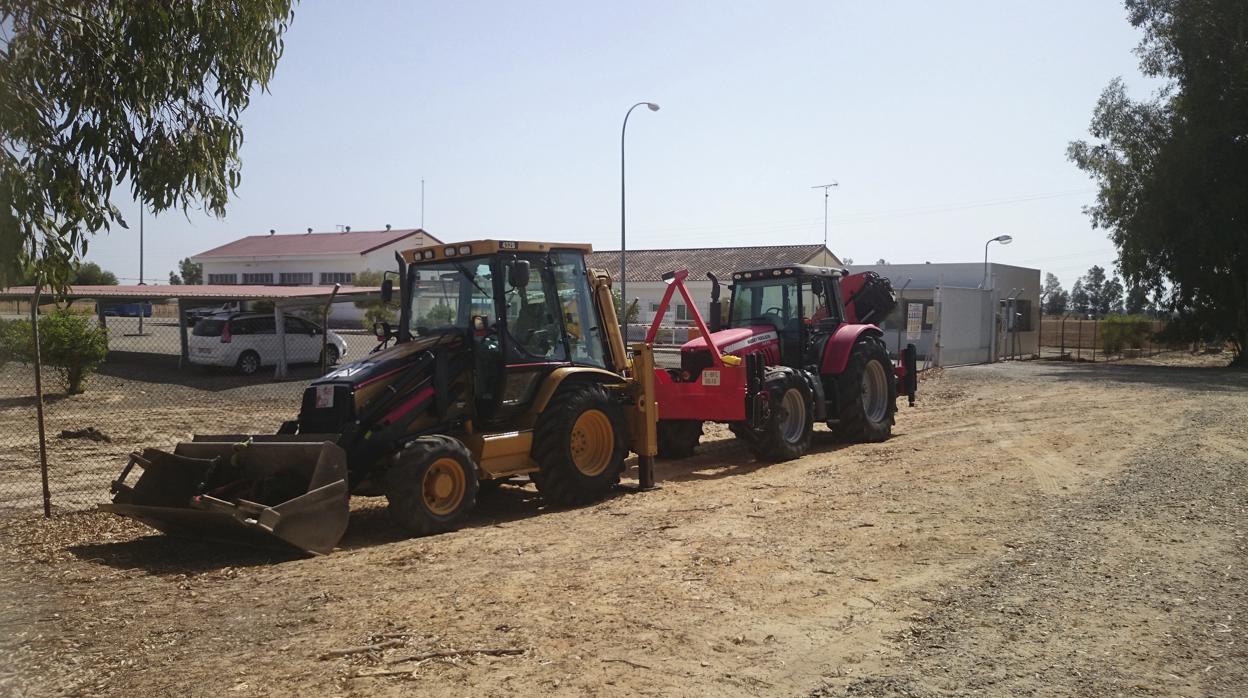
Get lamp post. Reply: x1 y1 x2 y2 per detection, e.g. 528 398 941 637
620 101 660 343
981 234 1013 289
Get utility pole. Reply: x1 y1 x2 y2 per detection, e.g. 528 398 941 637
421 179 425 229
811 181 838 248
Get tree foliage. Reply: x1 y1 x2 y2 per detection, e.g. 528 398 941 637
12 261 118 286
0 1 295 292
168 257 202 285
1042 272 1069 315
1068 0 1248 363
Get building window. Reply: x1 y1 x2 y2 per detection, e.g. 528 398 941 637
320 272 355 285
1008 299 1034 332
242 273 273 285
279 272 313 285
207 273 237 285
675 304 691 324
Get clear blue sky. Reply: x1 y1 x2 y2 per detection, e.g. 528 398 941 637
92 1 1154 291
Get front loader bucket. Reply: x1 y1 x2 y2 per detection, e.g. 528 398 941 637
100 438 350 556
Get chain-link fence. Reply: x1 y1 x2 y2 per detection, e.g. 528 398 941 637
0 297 377 518
1038 316 1175 362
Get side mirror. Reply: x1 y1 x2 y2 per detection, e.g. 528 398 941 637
509 259 531 289
380 278 393 303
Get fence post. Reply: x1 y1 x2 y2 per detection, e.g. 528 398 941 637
1059 313 1070 360
1076 320 1082 361
1092 318 1099 362
31 288 52 518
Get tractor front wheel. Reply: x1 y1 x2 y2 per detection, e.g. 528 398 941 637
531 382 627 505
386 435 479 536
751 368 814 462
830 337 896 442
657 420 703 459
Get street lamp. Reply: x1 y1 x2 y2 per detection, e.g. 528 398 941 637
981 234 1013 288
621 101 660 343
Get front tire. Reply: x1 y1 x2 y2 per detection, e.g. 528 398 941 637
236 350 261 375
323 344 340 366
386 435 479 536
830 337 896 443
531 382 627 505
657 420 702 459
751 367 814 462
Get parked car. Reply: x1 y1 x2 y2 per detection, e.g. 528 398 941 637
185 302 242 323
103 302 153 317
189 313 347 375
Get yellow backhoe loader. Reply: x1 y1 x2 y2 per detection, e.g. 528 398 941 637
102 240 658 554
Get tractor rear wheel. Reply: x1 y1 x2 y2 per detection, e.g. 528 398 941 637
657 420 703 459
531 382 627 505
751 368 814 462
386 435 479 536
830 337 896 442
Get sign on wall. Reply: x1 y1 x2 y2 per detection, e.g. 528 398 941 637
906 302 924 340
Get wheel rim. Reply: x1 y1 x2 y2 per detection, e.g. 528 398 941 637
779 388 807 443
241 355 258 373
863 360 888 423
422 457 466 516
570 410 614 476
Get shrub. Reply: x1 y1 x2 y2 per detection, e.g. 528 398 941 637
1100 315 1153 355
41 310 109 394
0 311 109 394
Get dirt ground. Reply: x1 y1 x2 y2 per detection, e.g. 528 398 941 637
1 355 1246 697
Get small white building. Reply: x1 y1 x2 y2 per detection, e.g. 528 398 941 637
588 244 842 340
190 227 440 325
850 262 1042 365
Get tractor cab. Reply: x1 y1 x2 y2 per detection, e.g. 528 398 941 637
723 265 847 368
384 241 617 425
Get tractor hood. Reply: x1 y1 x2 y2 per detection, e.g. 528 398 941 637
316 333 453 390
297 332 465 435
681 326 780 357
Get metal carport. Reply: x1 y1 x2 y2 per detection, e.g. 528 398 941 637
0 284 381 379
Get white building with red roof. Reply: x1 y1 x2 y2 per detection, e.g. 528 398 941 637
190 226 440 287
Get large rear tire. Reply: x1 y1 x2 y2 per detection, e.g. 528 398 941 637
531 382 627 505
657 420 703 459
386 435 479 536
751 367 814 462
830 337 896 442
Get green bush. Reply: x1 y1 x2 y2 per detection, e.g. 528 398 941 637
1101 315 1153 355
0 311 109 394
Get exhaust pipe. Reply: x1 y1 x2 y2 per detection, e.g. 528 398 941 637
707 272 722 333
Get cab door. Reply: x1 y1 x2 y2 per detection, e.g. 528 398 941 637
491 255 568 422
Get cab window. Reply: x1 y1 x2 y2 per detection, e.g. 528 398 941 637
551 252 606 368
503 257 568 361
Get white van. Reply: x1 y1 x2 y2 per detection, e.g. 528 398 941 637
189 313 348 375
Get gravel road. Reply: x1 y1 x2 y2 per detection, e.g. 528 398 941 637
0 355 1244 697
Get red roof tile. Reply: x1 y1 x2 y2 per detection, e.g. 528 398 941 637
192 228 440 259
588 245 839 283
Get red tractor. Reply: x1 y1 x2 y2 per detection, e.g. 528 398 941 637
647 265 916 461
